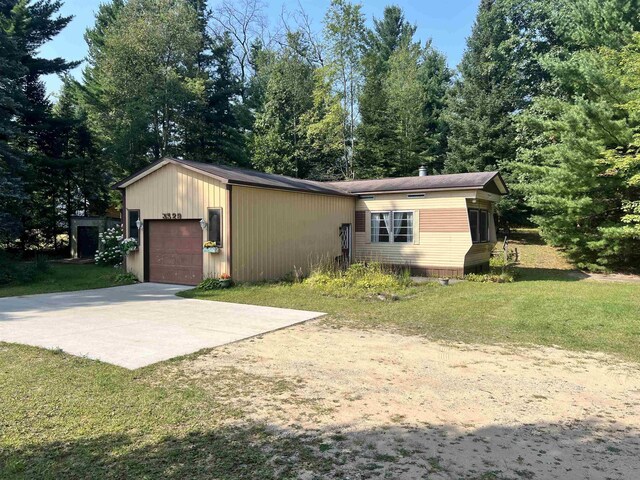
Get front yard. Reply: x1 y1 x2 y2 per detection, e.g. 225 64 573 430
1 233 639 479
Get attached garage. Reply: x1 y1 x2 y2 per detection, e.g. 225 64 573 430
114 157 507 285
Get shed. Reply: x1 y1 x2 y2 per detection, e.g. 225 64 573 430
114 157 507 285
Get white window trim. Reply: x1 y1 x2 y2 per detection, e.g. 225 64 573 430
370 210 414 244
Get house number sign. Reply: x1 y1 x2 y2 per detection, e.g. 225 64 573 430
162 213 182 219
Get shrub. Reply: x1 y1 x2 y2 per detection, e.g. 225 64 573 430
114 272 138 284
305 262 411 297
0 252 50 285
198 277 221 290
95 226 137 266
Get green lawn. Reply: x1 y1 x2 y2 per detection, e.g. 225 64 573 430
180 234 640 363
1 233 639 478
0 263 133 298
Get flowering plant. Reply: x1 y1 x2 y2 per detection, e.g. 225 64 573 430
95 225 137 266
203 241 217 248
219 273 231 280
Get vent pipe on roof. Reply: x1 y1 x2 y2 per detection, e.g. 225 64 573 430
418 166 427 177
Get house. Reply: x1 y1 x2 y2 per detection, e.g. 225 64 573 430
113 157 508 285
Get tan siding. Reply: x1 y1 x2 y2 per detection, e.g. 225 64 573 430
231 186 355 282
124 163 230 282
355 192 473 269
419 208 469 232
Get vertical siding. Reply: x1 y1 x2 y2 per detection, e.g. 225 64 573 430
124 163 230 281
355 192 473 269
231 186 355 282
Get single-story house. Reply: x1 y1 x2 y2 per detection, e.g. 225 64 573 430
113 157 508 285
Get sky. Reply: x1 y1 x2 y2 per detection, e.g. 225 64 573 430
40 0 481 98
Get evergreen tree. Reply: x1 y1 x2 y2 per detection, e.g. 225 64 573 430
250 34 315 177
357 5 416 177
0 0 76 248
516 0 640 270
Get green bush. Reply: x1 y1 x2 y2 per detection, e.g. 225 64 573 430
0 252 51 285
305 262 411 297
113 271 138 284
197 277 222 290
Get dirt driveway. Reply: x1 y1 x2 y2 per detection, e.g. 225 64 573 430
171 322 640 480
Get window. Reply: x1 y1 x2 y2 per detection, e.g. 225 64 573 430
469 209 490 243
128 210 139 241
208 208 222 246
392 211 413 243
371 212 391 243
371 211 413 243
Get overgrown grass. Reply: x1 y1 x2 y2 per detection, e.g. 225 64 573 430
0 263 134 298
181 232 640 362
304 261 413 297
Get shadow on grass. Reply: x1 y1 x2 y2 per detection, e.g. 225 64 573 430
515 267 589 282
1 420 637 479
509 229 547 245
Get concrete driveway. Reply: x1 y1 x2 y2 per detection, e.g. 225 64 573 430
0 283 324 369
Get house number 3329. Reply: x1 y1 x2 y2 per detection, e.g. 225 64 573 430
162 213 182 219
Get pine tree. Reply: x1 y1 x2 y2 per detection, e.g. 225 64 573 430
250 34 315 177
357 5 416 177
516 0 640 270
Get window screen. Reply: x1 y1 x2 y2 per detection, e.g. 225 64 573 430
128 210 139 241
208 208 222 246
371 212 391 243
392 212 413 243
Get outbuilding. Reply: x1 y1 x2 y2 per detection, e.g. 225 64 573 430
114 157 507 285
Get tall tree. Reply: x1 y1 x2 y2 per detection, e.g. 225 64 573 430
250 33 315 177
357 5 416 177
1 0 77 248
444 0 518 174
324 0 366 178
516 0 640 270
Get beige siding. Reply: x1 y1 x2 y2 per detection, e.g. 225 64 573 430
124 163 230 281
355 192 473 269
231 186 355 282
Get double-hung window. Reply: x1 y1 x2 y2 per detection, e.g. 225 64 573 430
469 209 489 243
371 211 413 243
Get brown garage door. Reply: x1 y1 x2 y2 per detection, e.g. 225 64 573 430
147 220 203 285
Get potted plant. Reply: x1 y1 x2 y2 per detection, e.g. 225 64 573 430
219 273 231 288
438 277 450 286
203 241 219 253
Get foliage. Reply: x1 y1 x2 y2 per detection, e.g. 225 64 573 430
305 261 411 297
357 6 451 177
0 263 135 297
516 1 640 271
0 252 50 285
197 276 231 290
113 271 138 284
95 225 136 266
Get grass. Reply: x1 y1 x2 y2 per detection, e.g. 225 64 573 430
1 230 638 478
0 263 134 298
0 346 326 479
180 231 640 363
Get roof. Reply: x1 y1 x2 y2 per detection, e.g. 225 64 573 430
325 171 508 195
112 157 352 196
113 157 508 196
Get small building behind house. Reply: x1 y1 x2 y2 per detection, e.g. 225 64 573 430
113 157 508 285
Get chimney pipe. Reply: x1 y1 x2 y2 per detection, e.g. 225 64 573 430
418 166 427 177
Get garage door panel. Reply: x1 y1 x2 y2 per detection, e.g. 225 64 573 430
148 221 202 285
